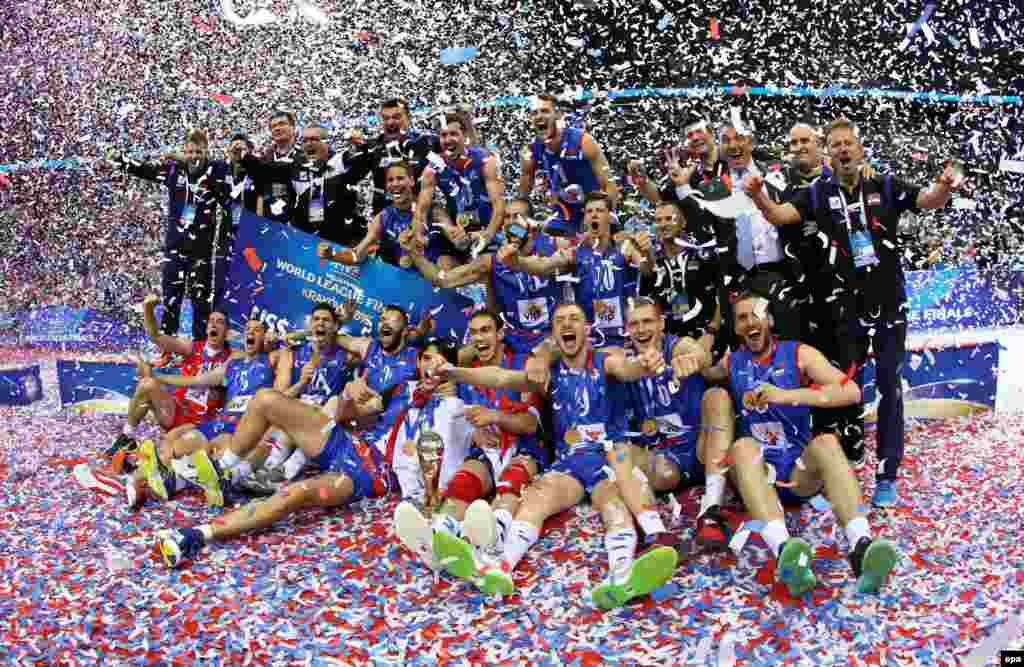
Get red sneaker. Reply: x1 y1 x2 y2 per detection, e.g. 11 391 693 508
695 505 731 551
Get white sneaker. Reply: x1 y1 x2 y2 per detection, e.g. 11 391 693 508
393 501 441 571
462 499 497 550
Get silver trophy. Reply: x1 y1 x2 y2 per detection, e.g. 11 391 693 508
416 429 445 511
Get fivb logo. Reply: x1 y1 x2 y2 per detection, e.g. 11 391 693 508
220 0 330 27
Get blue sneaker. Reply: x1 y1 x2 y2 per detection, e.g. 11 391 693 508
157 528 204 569
872 479 898 507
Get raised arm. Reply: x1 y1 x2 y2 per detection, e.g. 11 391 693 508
320 213 382 266
626 159 661 205
411 249 491 289
141 294 193 356
479 156 507 245
498 243 574 277
603 346 661 383
518 147 537 198
582 133 617 208
752 344 860 410
916 163 960 210
448 365 537 394
155 364 227 388
745 175 803 226
670 336 711 380
414 165 438 237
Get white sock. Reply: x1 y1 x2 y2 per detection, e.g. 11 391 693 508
197 524 213 542
431 513 461 537
844 516 871 550
219 450 241 470
636 509 666 537
502 520 540 571
122 423 136 437
263 430 293 468
605 527 639 581
283 449 309 480
493 509 514 551
762 519 790 555
700 473 726 517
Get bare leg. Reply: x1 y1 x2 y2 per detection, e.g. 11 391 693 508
226 389 332 460
609 443 662 516
698 387 734 477
209 473 353 541
129 378 179 430
792 434 862 525
728 437 784 522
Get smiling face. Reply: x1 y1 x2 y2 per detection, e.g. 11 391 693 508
381 104 408 138
440 121 467 159
686 122 713 158
385 164 414 205
269 114 295 147
206 311 228 346
627 302 664 352
377 308 407 352
553 303 589 360
789 125 820 174
721 127 753 170
244 319 267 354
734 296 772 356
418 344 449 378
309 307 339 347
529 98 558 139
654 203 685 244
302 127 328 161
828 126 864 183
468 312 502 364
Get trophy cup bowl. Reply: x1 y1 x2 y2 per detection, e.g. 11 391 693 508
415 429 445 511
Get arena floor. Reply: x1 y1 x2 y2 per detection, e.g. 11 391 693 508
1 407 1022 666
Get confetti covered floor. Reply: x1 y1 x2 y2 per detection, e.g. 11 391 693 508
2 406 1023 666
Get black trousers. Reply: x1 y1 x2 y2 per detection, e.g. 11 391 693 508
160 247 213 340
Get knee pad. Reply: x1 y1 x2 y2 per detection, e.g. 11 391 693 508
495 462 531 498
443 469 485 504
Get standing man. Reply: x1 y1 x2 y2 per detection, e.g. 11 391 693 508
499 192 652 348
255 110 302 223
745 117 961 506
519 94 617 237
101 129 231 341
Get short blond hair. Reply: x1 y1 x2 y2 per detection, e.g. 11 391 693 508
826 117 860 144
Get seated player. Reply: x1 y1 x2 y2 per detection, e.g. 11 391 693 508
125 318 282 508
704 293 899 595
617 298 735 550
155 338 458 568
106 295 232 459
427 303 678 610
393 309 550 571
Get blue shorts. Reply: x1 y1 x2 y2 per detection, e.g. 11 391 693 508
648 436 704 488
763 445 816 506
194 418 237 442
547 444 610 496
313 426 389 502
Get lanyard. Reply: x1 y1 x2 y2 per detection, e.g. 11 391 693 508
835 185 869 233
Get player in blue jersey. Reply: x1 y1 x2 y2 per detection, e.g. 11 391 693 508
414 112 507 256
124 318 283 508
426 303 678 609
704 292 899 596
393 310 549 573
154 339 456 569
404 197 569 354
499 192 653 348
519 93 617 237
617 298 736 551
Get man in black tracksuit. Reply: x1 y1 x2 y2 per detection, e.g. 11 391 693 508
747 117 960 508
108 130 231 339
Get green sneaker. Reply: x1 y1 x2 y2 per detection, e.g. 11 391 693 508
591 545 679 610
139 439 173 501
191 450 224 508
478 567 515 597
777 537 816 596
851 537 899 594
432 530 481 581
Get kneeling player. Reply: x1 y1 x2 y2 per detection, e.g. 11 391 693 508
706 293 898 595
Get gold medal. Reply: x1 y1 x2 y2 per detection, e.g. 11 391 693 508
399 255 413 269
641 419 658 436
402 440 417 456
565 428 581 446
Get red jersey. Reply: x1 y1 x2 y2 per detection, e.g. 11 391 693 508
175 340 232 419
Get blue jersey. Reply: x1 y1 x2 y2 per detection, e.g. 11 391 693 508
291 343 352 407
491 232 562 339
572 243 640 346
436 146 494 229
530 128 600 234
729 340 812 453
626 336 704 450
457 347 547 464
549 349 628 456
223 353 276 416
359 341 419 442
379 206 415 267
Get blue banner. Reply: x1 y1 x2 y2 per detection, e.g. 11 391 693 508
16 306 148 351
905 267 1024 331
0 365 44 406
57 360 140 413
223 211 475 341
863 340 998 422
